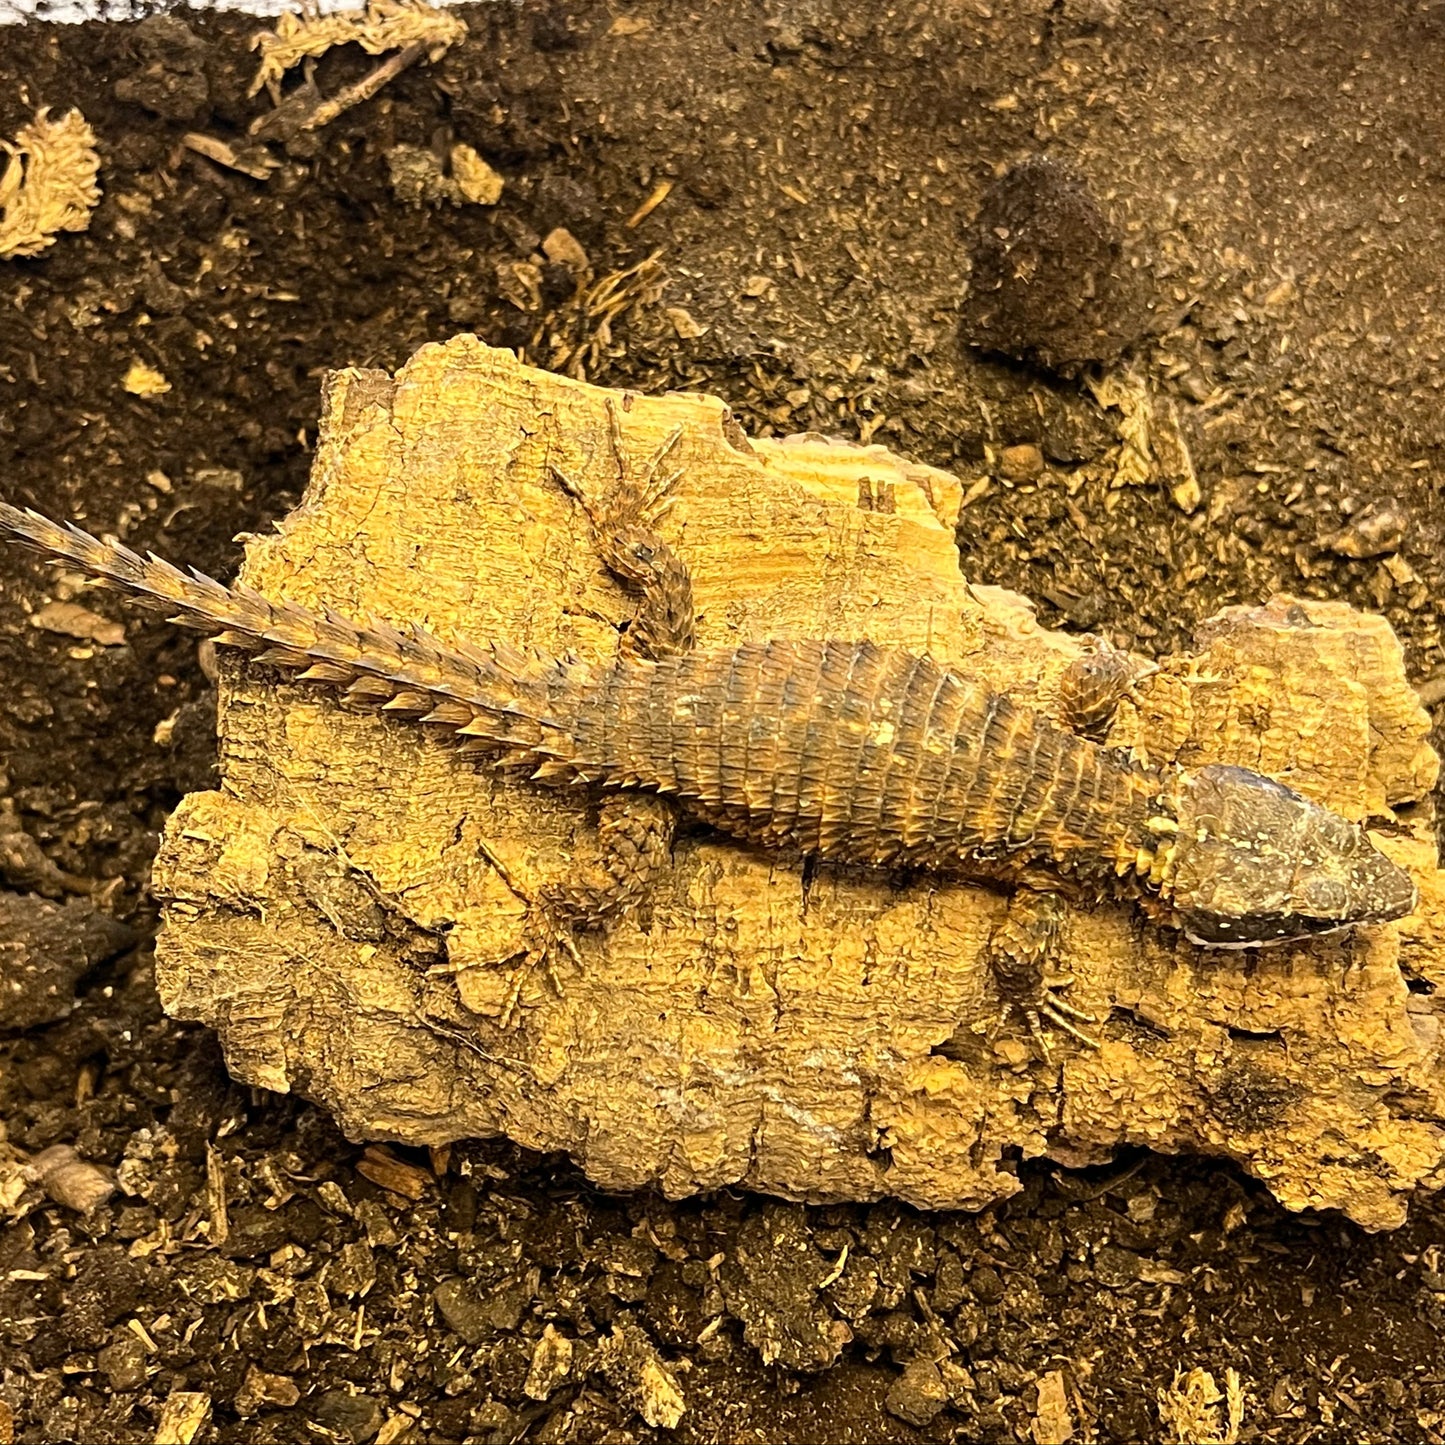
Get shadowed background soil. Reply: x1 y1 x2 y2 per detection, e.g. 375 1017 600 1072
1 2 1444 1441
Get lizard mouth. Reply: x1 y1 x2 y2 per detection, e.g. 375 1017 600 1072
1178 850 1418 948
1180 912 1351 948
1345 847 1419 925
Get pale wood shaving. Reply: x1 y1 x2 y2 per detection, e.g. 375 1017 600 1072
1088 367 1154 488
1158 1367 1244 1445
0 108 101 261
249 0 468 98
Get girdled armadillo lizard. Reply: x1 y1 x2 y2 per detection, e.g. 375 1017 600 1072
0 406 1417 1055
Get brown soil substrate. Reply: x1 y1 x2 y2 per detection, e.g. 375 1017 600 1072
2 4 1444 1442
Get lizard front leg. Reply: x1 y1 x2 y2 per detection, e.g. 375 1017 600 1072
1057 637 1157 739
988 888 1099 1060
985 639 1155 1054
553 394 693 660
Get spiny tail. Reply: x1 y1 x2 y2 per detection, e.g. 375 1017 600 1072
0 502 589 772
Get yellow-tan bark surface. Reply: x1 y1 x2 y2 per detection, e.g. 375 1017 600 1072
153 336 1444 1229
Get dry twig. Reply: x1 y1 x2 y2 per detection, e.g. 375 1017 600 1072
542 251 668 380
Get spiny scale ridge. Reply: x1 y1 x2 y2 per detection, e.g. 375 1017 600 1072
0 503 1161 888
0 502 588 776
566 638 1162 885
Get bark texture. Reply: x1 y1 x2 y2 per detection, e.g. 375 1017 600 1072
152 337 1443 1229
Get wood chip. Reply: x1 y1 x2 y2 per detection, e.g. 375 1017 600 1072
181 132 280 182
205 1143 229 1247
153 1392 211 1445
1033 1369 1074 1445
122 360 171 397
356 1146 431 1200
450 143 503 205
542 226 590 275
665 306 708 340
626 179 673 229
31 601 125 647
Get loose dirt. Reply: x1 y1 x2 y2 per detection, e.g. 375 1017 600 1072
2 4 1444 1441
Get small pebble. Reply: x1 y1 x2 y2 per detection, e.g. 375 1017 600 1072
433 1277 489 1345
234 1365 300 1416
886 1357 949 1426
999 443 1045 481
1093 1243 1146 1289
970 1263 1006 1303
31 1144 115 1213
1324 500 1407 558
97 1333 148 1392
311 1391 383 1445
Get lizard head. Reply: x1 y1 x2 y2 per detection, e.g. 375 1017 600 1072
1161 764 1417 947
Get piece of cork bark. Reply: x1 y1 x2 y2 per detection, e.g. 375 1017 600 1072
152 336 1444 1229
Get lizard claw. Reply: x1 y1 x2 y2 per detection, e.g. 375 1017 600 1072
425 907 579 1027
987 890 1100 1062
1034 988 1098 1057
465 837 585 1027
551 400 685 541
1014 983 1100 1061
493 912 579 1029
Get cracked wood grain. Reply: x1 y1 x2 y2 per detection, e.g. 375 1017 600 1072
144 336 1443 1229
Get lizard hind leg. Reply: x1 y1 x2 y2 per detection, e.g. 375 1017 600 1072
988 888 1100 1061
551 395 694 659
469 396 696 1027
450 796 678 1028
